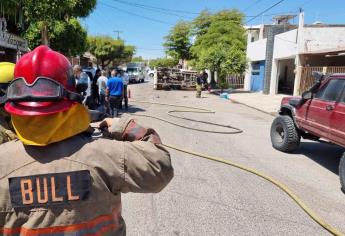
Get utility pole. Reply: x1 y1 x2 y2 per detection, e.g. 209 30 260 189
113 30 123 40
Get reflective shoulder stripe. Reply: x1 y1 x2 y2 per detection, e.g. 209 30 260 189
0 214 117 236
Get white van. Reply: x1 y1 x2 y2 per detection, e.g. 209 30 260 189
126 63 145 83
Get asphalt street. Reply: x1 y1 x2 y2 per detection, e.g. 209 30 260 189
121 80 345 236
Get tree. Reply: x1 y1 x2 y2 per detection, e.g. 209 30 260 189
164 21 192 61
131 56 144 62
88 36 135 67
25 18 88 56
191 10 213 37
191 10 247 87
150 58 178 68
22 0 96 45
112 45 136 67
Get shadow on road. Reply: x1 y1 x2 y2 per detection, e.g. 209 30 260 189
126 106 146 114
295 142 344 175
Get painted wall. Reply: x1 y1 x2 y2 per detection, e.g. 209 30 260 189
273 29 298 59
299 26 345 53
246 39 267 61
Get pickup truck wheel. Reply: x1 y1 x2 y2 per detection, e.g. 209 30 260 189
339 153 345 192
270 115 300 153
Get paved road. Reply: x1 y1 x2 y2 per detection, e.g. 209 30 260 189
121 81 345 236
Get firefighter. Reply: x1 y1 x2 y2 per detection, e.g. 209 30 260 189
0 62 16 144
0 46 173 235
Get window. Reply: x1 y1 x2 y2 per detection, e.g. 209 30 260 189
315 79 345 102
251 62 260 75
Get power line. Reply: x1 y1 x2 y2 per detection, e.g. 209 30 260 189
110 0 200 15
246 0 285 24
99 2 173 25
242 0 265 12
107 0 194 19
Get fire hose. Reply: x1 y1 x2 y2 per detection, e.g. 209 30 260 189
129 100 343 236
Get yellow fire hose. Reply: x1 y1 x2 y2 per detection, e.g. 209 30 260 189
130 100 344 236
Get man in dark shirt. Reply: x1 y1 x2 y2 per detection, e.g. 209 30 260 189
106 70 124 117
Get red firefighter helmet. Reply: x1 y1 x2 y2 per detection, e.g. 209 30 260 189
5 46 81 116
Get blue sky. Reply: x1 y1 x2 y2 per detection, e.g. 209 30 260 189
81 0 345 59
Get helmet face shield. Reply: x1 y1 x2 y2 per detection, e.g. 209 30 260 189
7 77 82 103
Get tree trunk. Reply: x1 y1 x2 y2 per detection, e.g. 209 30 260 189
41 21 49 46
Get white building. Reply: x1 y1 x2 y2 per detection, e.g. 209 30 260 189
245 13 345 96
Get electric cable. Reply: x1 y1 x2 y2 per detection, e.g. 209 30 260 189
246 0 285 24
107 0 194 19
99 2 173 25
110 0 200 15
129 99 344 236
242 0 265 13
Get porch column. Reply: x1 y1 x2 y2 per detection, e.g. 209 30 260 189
270 59 279 95
293 54 302 96
244 62 252 91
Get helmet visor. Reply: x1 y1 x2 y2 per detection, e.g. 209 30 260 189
7 77 63 102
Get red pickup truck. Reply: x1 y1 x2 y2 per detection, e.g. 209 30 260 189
270 72 345 191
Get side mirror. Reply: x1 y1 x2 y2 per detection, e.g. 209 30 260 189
302 91 312 100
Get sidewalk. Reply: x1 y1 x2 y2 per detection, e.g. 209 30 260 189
211 90 288 116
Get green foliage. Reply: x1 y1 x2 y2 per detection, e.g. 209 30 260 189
191 10 213 37
21 0 96 48
22 0 96 22
25 18 87 56
150 58 178 68
131 56 144 62
113 45 136 67
163 21 192 60
87 36 135 67
191 9 247 81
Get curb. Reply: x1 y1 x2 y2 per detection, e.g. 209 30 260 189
229 98 278 117
208 91 278 117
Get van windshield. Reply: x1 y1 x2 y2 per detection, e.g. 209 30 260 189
127 68 138 72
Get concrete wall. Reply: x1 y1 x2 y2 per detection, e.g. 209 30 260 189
246 39 267 61
273 29 298 59
263 25 291 94
270 29 298 94
244 38 267 90
299 26 345 53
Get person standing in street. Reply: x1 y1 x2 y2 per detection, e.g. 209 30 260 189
195 71 208 98
196 73 203 98
92 68 101 106
106 69 123 117
120 69 129 110
0 45 173 235
97 70 108 112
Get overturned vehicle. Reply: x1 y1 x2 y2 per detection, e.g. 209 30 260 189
153 68 198 90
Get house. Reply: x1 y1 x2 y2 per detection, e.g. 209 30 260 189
244 12 345 96
244 15 297 94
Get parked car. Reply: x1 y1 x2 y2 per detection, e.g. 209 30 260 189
147 68 155 78
270 72 345 191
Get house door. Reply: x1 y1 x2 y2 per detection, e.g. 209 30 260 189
250 61 265 92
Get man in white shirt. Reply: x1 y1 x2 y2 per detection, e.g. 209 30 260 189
73 65 91 105
97 70 108 112
120 69 129 109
